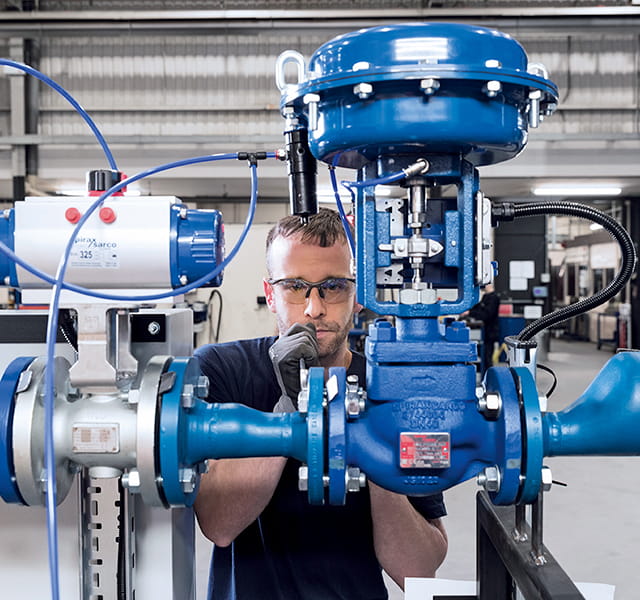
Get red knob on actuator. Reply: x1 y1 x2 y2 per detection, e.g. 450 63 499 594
99 207 117 224
65 207 82 224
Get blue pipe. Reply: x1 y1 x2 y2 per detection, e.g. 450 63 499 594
183 403 308 465
543 351 640 456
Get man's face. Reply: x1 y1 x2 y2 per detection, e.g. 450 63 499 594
264 234 361 364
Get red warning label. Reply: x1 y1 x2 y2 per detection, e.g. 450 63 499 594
400 432 450 469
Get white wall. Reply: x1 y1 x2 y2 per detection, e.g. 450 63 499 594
194 222 281 346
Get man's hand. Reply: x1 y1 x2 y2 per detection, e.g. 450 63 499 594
269 323 319 412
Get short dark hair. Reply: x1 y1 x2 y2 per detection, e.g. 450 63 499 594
265 208 353 275
266 207 352 250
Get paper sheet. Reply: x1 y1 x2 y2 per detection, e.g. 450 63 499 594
405 578 615 600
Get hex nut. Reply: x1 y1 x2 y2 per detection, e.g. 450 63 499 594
122 469 141 492
484 80 502 97
541 466 553 492
478 392 501 419
420 78 440 95
181 383 195 409
298 465 309 491
195 375 210 400
354 82 373 99
477 466 501 492
180 467 197 494
346 467 366 492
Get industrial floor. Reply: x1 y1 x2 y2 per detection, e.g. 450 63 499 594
386 338 639 600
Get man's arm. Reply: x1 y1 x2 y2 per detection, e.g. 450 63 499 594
194 456 287 547
368 482 448 588
194 327 318 548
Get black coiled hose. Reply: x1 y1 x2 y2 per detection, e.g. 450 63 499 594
496 201 636 342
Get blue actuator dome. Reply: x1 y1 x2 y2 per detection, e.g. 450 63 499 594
280 23 558 168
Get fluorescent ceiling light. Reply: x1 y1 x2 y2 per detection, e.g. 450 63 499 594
533 183 622 197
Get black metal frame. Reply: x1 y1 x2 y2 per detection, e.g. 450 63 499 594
438 491 585 600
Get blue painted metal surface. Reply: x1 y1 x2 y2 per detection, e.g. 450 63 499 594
281 23 558 169
161 352 640 505
171 204 224 288
306 367 326 505
356 155 479 318
160 359 308 506
543 351 640 457
0 356 33 504
355 316 500 496
484 366 523 505
343 382 494 497
183 402 307 465
514 366 544 504
327 366 347 505
0 208 17 287
366 318 477 373
158 357 202 506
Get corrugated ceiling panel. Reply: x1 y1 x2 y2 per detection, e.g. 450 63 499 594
566 35 637 108
525 34 637 108
39 109 283 137
38 33 325 137
28 29 640 140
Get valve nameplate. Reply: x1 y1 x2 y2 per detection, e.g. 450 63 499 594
72 424 120 453
399 432 450 469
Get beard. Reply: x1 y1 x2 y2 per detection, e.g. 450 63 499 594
275 315 353 364
316 322 351 361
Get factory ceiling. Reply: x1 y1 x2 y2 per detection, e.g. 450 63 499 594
0 1 638 209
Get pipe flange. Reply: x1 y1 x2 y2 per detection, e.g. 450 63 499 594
327 366 347 505
136 355 172 507
157 356 203 507
483 366 522 505
0 356 34 503
12 356 75 506
306 367 325 505
513 366 544 504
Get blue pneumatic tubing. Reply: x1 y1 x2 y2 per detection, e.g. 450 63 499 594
40 156 262 600
0 59 118 171
328 166 356 256
328 153 408 257
342 170 406 189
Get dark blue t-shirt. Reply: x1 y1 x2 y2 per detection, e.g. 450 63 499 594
195 337 446 600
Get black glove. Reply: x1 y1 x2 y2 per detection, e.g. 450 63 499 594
269 323 319 412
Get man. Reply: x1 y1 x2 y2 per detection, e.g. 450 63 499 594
194 208 448 600
466 283 501 372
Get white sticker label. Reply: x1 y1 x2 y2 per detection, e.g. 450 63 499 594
70 237 120 269
72 424 119 453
